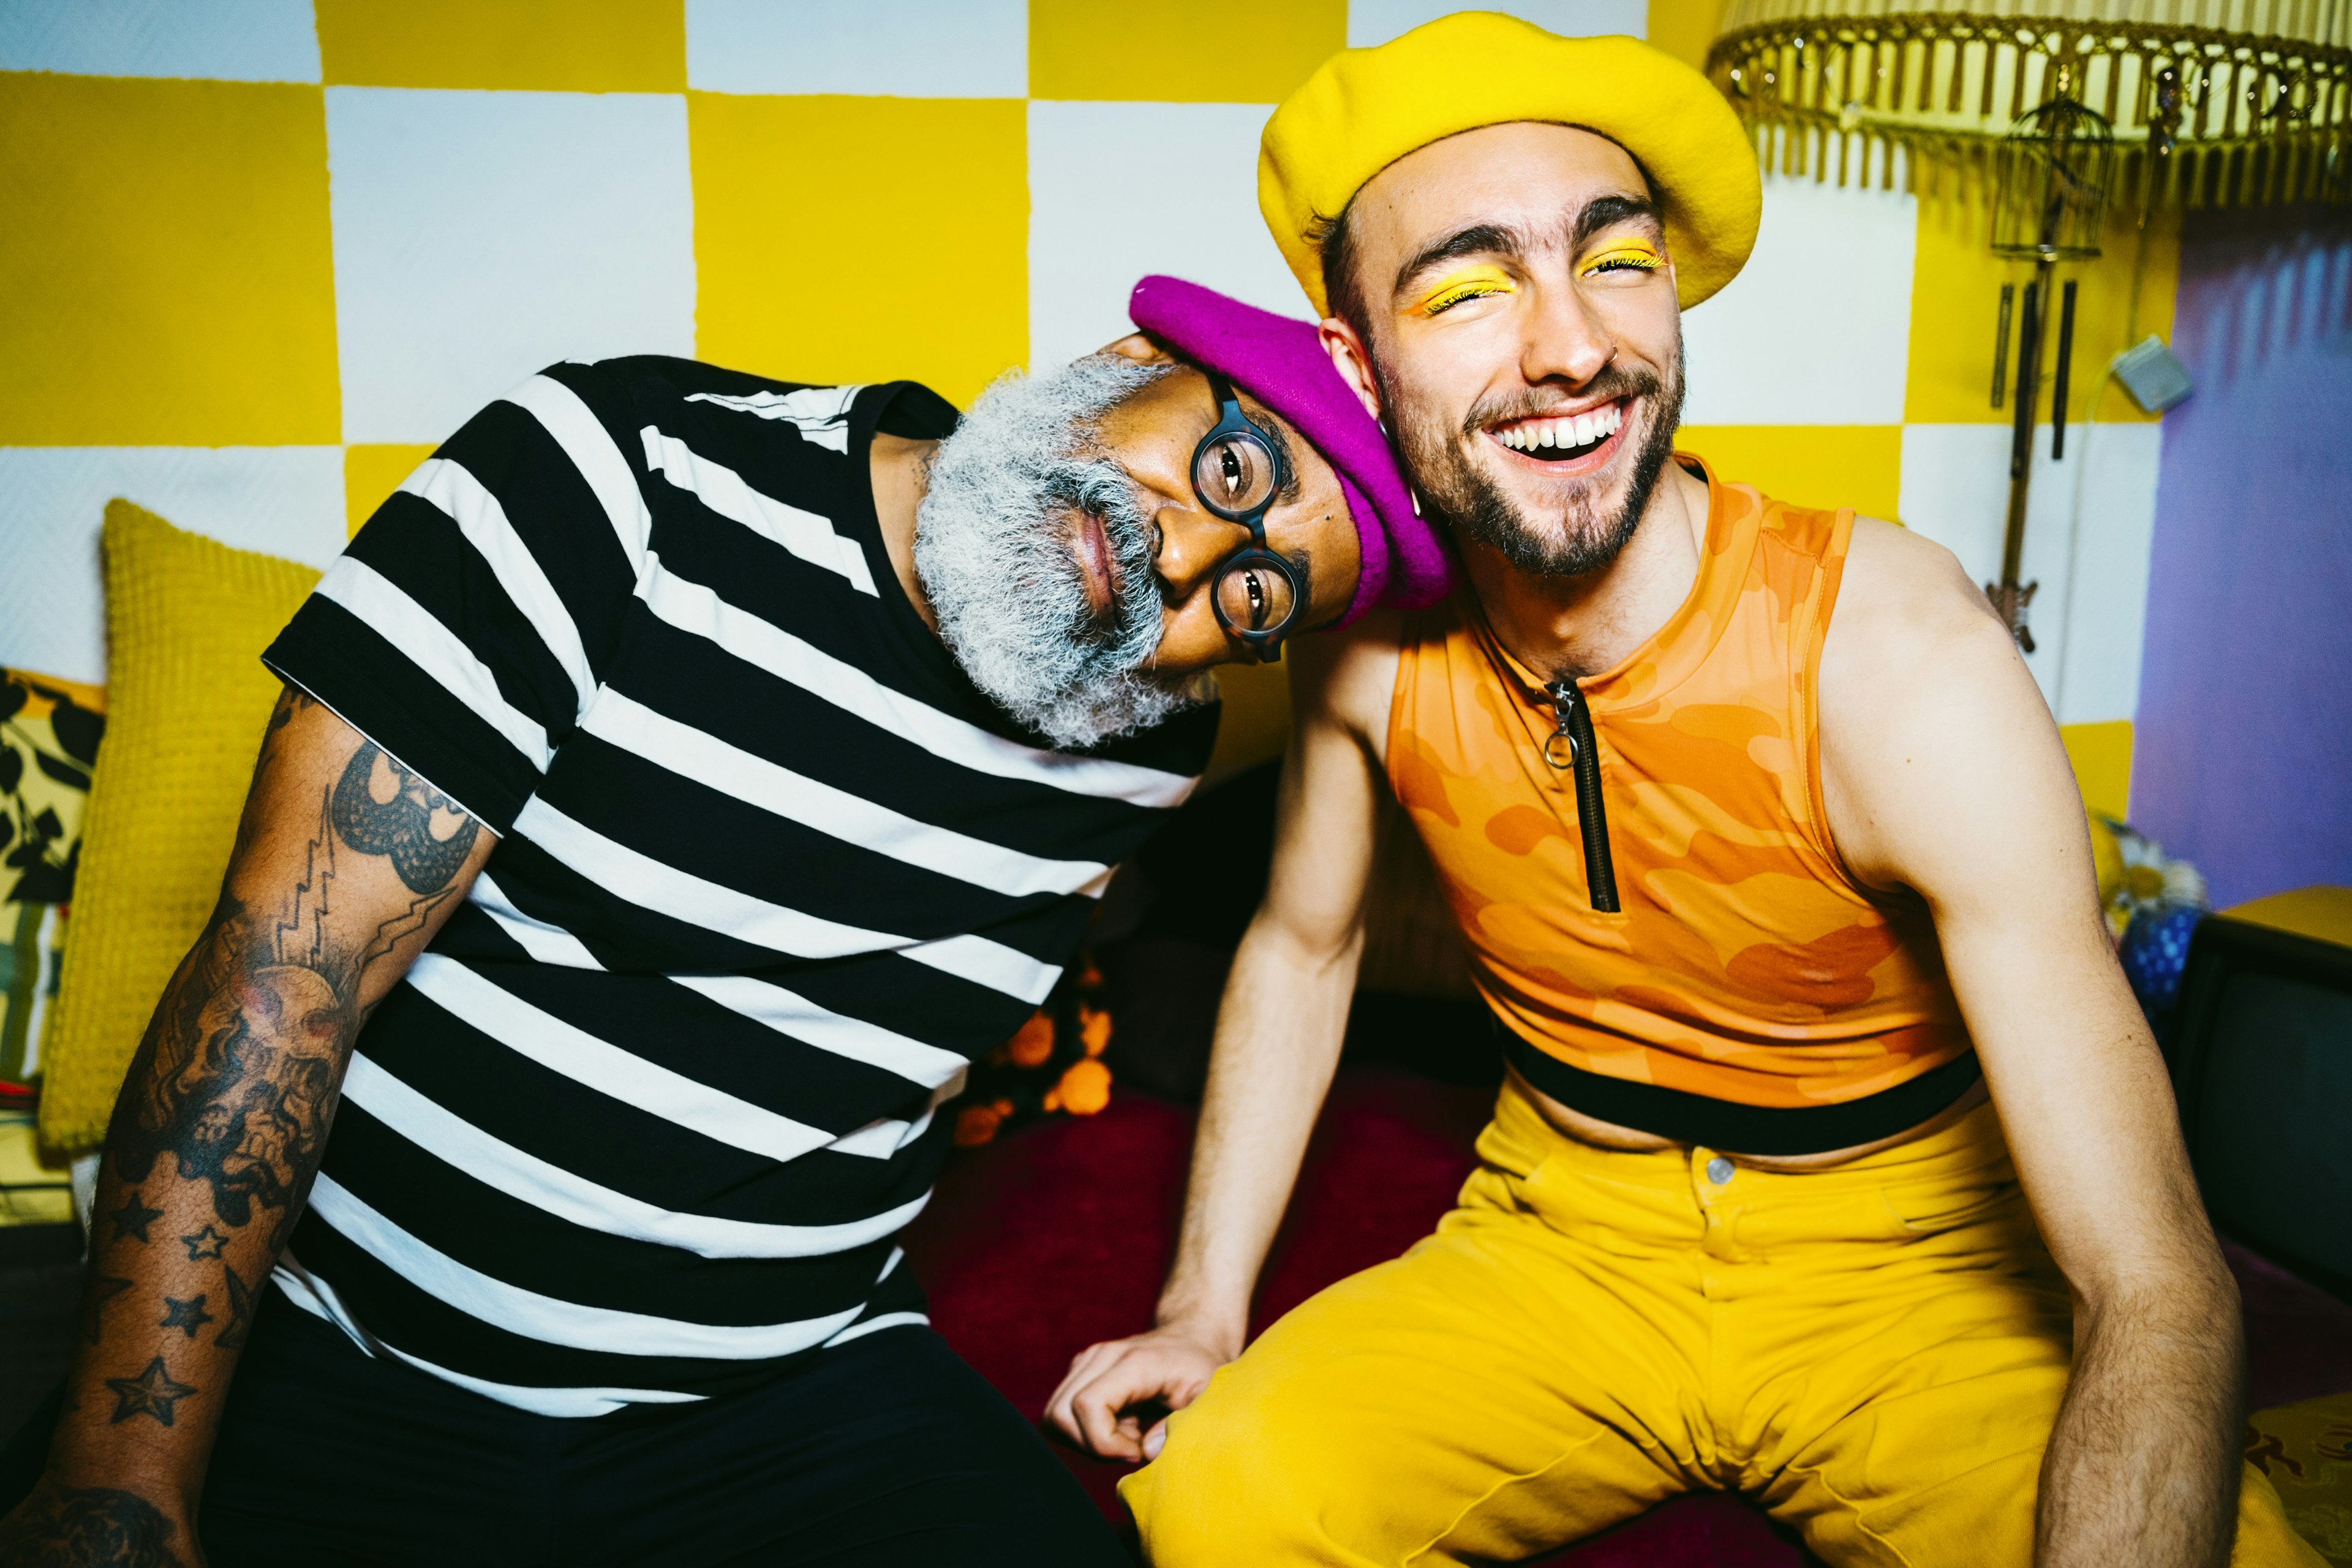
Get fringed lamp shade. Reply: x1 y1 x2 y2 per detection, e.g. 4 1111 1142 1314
1707 0 2351 209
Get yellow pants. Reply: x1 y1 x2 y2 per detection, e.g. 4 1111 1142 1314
1125 1081 2321 1567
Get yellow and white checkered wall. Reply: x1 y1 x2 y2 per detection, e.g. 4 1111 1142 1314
1 0 2176 815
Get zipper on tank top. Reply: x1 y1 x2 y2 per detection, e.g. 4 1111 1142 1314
1542 680 1622 913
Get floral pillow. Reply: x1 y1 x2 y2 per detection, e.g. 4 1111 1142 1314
0 668 105 1088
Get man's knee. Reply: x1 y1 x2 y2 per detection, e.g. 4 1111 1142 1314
1123 1370 1341 1566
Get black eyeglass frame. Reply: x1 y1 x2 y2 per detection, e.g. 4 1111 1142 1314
1193 372 1305 664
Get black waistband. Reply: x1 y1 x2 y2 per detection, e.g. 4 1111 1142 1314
1496 1021 1983 1157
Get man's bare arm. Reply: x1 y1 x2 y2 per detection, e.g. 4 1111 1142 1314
0 689 496 1566
1047 622 1400 1460
1822 521 2241 1568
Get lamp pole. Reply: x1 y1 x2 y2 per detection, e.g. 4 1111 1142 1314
1989 65 2104 654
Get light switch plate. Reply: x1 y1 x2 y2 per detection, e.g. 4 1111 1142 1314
2112 335 2195 413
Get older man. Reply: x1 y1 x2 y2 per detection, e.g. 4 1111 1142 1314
0 285 1437 1566
1055 16 2320 1568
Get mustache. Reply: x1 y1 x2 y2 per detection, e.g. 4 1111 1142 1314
1459 361 1665 438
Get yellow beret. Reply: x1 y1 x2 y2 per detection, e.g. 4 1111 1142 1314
1259 12 1762 316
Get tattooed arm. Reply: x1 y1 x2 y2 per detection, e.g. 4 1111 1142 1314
0 688 496 1567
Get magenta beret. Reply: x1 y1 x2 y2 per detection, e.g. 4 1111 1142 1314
1127 274 1455 626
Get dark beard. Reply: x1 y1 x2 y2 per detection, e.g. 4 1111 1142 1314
1389 334 1686 579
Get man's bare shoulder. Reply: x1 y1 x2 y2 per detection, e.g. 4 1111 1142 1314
1821 517 2066 887
1291 608 1406 759
1825 516 2016 704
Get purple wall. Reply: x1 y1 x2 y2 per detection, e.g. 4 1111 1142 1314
2132 206 2352 908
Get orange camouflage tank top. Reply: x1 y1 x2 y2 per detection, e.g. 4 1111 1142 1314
1387 459 1973 1129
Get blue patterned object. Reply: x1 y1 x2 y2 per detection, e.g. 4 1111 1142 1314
2120 905 2203 1018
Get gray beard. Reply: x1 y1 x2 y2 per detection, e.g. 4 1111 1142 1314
1390 334 1686 579
914 357 1204 752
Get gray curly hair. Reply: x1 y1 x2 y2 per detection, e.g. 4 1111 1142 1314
915 354 1205 750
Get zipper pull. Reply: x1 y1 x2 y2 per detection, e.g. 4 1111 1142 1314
1543 682 1578 771
1542 679 1621 914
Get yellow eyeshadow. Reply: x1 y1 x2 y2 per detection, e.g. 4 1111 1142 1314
1581 241 1664 276
1415 265 1517 315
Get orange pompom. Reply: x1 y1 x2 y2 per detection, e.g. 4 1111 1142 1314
1054 1057 1113 1116
1077 1005 1113 1058
953 1104 1005 1147
1077 960 1106 990
1006 1010 1055 1068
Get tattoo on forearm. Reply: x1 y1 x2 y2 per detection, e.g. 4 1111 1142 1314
0 1483 186 1568
104 1192 160 1246
332 741 481 894
10 703 492 1556
113 761 470 1246
102 1360 196 1427
215 1264 257 1351
157 1296 213 1339
267 687 314 735
114 872 345 1243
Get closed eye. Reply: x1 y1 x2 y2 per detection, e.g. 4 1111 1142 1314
1415 264 1517 317
1580 241 1664 279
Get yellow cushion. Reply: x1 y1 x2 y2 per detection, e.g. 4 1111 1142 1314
0 1110 74 1224
1257 13 1762 315
2226 887 2352 953
2086 810 2124 911
38 501 318 1153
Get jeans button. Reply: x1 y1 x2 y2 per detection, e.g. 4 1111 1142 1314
1705 1156 1735 1185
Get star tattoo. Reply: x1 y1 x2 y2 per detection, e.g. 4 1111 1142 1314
82 1274 132 1346
160 1294 214 1339
179 1226 227 1261
104 1358 197 1427
108 1189 163 1245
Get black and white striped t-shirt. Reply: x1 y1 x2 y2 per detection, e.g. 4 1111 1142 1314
263 356 1215 1417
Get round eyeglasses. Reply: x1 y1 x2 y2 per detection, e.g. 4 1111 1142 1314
1193 372 1305 663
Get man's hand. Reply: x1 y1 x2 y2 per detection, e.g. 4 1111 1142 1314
1047 1321 1238 1462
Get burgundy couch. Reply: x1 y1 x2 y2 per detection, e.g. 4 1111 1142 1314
902 1065 2352 1566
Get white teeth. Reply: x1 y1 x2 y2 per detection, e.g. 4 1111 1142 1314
1495 404 1623 454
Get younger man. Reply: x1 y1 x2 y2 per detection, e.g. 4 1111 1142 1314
1057 18 2320 1567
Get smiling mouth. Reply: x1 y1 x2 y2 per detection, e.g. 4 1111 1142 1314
1482 399 1629 467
